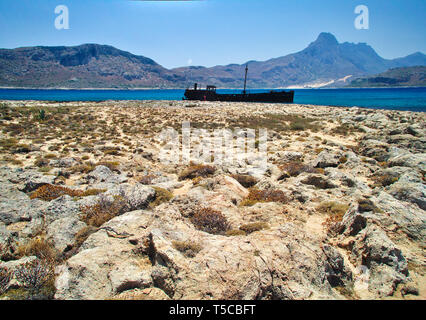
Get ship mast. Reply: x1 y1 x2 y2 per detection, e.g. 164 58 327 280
243 64 248 95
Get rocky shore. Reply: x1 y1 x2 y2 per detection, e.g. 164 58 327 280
0 100 424 300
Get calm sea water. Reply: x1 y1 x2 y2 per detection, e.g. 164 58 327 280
0 87 425 112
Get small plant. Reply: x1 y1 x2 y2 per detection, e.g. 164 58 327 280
240 188 289 206
358 199 382 213
279 161 320 177
15 236 59 263
80 194 128 227
14 259 55 299
301 175 335 189
239 222 269 234
225 229 247 237
29 184 105 201
149 187 173 208
69 163 96 174
318 201 349 234
38 109 46 121
139 174 156 185
172 240 202 258
34 158 50 168
231 174 258 188
317 201 349 216
178 163 216 181
96 161 120 172
0 266 11 295
190 207 230 235
371 173 399 187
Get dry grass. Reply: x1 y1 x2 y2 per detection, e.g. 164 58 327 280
149 187 173 208
80 194 128 227
371 173 399 187
240 188 289 206
29 184 105 201
15 236 60 263
318 201 349 233
225 229 247 237
279 161 322 177
239 222 269 234
172 240 202 258
178 163 216 181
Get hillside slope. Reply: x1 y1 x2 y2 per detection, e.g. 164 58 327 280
348 66 426 87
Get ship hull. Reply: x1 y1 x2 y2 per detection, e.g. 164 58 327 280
183 89 294 103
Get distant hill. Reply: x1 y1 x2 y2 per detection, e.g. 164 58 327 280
173 33 426 88
348 66 426 87
0 44 185 88
0 33 425 89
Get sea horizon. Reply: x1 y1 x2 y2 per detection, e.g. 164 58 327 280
1 87 425 112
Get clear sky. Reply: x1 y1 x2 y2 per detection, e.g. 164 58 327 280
0 0 425 68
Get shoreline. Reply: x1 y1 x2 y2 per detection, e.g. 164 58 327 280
1 86 426 91
1 99 425 114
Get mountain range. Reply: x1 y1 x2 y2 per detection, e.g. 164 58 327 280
0 32 425 89
348 66 426 87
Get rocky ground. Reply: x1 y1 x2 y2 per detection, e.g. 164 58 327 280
0 100 424 300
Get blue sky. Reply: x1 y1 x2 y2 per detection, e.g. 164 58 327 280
0 0 425 68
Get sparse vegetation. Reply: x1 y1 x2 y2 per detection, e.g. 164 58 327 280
318 201 349 233
29 184 105 201
371 173 399 187
240 188 289 206
15 236 59 263
231 174 258 188
239 222 269 234
279 161 322 177
179 163 216 181
0 266 11 295
139 174 156 185
149 187 173 208
80 193 129 227
172 240 202 258
358 198 382 213
13 259 55 300
225 229 247 237
190 207 230 235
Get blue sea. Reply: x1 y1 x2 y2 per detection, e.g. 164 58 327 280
0 87 425 112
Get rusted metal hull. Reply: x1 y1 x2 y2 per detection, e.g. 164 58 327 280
183 89 294 103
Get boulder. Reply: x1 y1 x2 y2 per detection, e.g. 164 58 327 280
350 225 408 297
312 151 342 168
47 217 87 253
